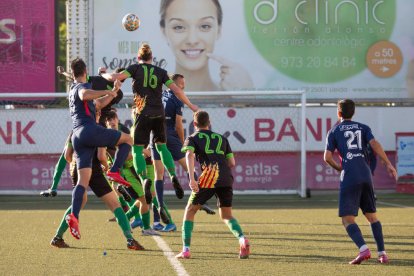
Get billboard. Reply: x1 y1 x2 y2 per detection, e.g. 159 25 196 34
0 106 412 154
0 0 55 92
92 0 414 99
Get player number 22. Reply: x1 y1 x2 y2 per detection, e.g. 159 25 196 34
198 133 225 155
344 130 362 150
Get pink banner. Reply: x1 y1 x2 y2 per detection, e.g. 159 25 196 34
0 0 55 92
0 152 396 192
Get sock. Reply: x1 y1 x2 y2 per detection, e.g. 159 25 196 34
114 207 133 239
152 204 160 223
141 211 151 230
155 180 164 208
182 220 194 247
71 185 85 219
110 143 131 172
371 221 385 252
56 206 72 238
346 223 367 250
155 143 176 177
226 218 244 239
51 152 67 190
118 196 128 209
162 202 174 224
126 205 139 220
146 164 155 186
132 145 147 182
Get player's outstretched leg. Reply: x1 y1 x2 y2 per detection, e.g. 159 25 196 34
176 220 193 259
41 151 67 197
346 223 371 264
224 216 250 259
50 206 72 248
370 220 389 263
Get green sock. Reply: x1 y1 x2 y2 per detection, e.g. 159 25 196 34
114 207 133 239
162 202 174 224
126 205 139 220
152 196 159 208
226 218 244 238
141 211 151 230
118 196 128 209
51 152 67 190
146 165 155 187
56 206 71 238
182 220 194 247
132 145 147 182
155 143 176 177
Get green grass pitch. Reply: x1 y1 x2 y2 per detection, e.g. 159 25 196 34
0 194 413 275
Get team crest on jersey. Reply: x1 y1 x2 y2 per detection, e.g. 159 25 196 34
198 163 220 188
134 94 147 114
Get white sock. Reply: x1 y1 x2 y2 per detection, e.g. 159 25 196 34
359 244 368 252
239 236 246 244
153 222 160 226
378 251 386 256
183 246 190 252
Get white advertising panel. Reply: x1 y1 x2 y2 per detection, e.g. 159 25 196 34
92 0 414 99
0 107 412 154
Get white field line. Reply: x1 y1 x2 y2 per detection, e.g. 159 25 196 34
152 236 189 276
377 201 414 208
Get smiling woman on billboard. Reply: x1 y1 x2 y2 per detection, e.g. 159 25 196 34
159 0 253 91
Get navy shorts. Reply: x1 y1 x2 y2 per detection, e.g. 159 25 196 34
69 161 112 198
189 186 233 208
338 171 376 217
72 124 121 169
151 132 185 161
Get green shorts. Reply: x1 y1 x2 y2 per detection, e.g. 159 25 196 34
121 165 144 198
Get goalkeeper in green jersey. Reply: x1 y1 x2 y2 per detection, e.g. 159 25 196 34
105 110 160 236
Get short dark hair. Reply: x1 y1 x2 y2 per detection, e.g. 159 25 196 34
105 110 118 121
172 73 184 81
338 99 355 119
194 110 210 128
70 58 86 78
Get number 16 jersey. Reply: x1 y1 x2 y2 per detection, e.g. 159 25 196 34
325 120 374 180
182 129 234 188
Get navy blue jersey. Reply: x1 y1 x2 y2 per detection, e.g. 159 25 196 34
162 89 184 131
125 63 173 116
69 82 96 129
325 120 375 173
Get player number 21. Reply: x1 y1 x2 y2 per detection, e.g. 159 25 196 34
344 130 362 150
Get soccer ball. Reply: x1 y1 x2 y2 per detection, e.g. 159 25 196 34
122 13 140 32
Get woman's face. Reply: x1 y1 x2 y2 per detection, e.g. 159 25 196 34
162 0 221 71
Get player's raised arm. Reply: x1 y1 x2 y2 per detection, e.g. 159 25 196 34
169 82 198 112
94 80 122 110
101 70 129 82
369 139 397 180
